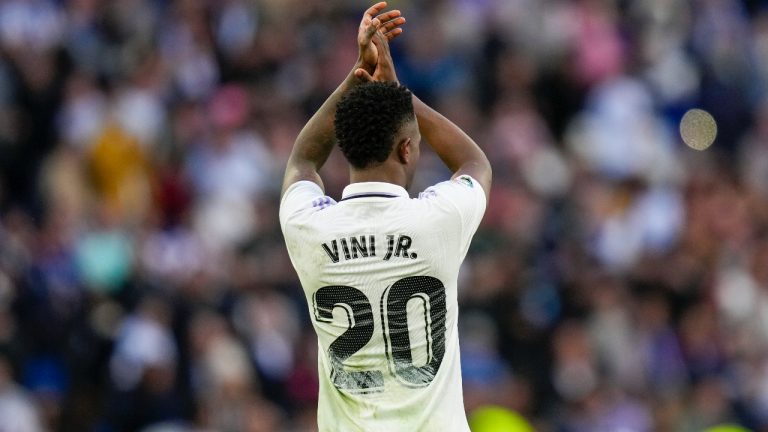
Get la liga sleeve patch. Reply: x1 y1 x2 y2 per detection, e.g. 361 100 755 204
455 175 474 188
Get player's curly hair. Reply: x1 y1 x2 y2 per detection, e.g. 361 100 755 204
335 81 415 169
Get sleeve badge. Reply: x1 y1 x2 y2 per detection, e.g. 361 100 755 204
456 175 474 188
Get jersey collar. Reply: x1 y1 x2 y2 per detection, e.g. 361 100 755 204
341 182 409 201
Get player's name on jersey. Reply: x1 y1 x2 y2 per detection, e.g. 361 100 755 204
321 234 418 263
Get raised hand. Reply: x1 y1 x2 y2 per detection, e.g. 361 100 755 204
358 2 405 76
355 29 399 83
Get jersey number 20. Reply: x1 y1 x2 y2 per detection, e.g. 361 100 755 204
313 276 447 392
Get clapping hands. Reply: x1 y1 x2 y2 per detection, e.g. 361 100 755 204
356 2 403 84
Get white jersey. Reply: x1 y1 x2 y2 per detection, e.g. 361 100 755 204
279 177 486 432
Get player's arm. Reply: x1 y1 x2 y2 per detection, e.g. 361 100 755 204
412 98 491 201
281 2 405 196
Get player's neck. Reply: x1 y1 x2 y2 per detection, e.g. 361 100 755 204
349 165 407 189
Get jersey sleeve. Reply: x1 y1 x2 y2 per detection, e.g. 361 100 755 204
419 174 487 259
279 181 337 231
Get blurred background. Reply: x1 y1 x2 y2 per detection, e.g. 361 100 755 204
0 0 767 431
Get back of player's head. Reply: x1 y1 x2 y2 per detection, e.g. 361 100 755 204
335 81 415 169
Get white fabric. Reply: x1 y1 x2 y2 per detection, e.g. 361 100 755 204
280 177 485 432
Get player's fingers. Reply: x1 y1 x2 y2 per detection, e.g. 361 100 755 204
359 17 381 46
368 17 382 37
363 2 388 20
355 68 374 82
384 27 404 41
374 10 401 24
379 16 405 34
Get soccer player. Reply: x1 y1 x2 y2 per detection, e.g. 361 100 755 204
279 3 492 431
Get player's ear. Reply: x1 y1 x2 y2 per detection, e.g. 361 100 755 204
396 137 412 164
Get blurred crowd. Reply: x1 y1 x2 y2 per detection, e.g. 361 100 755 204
1 0 768 431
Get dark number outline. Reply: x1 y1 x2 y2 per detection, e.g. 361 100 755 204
313 276 447 392
313 286 384 391
381 276 446 388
